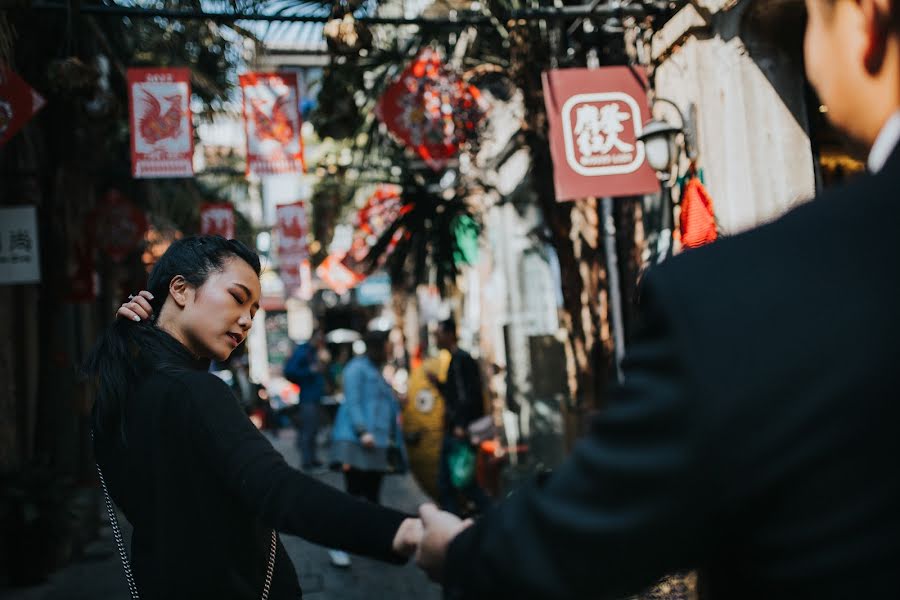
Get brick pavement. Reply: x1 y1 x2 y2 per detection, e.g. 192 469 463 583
0 429 441 600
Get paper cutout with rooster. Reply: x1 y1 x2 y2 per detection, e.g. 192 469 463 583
127 67 193 178
240 72 305 176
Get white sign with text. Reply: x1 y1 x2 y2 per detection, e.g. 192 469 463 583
0 206 40 284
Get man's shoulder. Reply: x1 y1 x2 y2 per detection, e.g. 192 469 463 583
648 172 891 299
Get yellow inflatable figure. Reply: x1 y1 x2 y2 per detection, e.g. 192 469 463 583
402 350 451 500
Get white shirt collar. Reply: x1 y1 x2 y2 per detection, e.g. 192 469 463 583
867 111 900 173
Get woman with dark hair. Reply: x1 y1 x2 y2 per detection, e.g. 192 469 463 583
85 236 420 599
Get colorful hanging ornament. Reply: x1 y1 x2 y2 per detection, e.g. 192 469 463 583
376 48 486 171
679 175 718 249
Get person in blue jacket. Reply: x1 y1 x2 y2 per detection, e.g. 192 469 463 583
284 328 327 470
331 329 407 502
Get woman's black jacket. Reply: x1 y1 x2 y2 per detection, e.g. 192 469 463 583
93 330 407 599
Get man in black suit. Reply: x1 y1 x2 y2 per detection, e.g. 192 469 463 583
413 1 900 597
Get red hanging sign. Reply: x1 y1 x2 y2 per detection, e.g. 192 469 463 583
127 67 193 178
240 72 305 176
376 48 485 171
275 201 309 297
342 184 408 273
91 190 149 263
542 67 659 201
200 203 235 239
316 254 363 296
0 68 46 146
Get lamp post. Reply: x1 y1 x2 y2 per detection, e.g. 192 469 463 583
637 98 694 262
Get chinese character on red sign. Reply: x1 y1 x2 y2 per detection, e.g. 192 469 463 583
542 67 659 201
127 68 193 178
376 48 486 171
0 68 46 147
240 72 305 176
200 203 235 239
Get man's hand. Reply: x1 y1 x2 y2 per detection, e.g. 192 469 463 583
360 432 376 449
116 291 154 322
391 517 424 558
414 503 473 583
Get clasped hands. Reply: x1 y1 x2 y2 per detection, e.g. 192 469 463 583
392 504 473 583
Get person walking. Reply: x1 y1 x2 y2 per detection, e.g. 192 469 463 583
414 1 900 597
429 318 490 516
284 328 327 471
329 329 408 567
96 236 421 599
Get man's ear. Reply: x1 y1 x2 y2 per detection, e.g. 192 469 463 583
862 0 891 73
168 275 192 308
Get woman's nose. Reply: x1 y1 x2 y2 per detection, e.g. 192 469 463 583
238 312 252 329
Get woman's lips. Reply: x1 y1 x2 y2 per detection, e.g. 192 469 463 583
226 332 242 347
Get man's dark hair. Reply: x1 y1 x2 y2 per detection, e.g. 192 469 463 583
438 317 457 336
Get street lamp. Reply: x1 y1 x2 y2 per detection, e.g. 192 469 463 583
637 98 697 263
638 119 682 173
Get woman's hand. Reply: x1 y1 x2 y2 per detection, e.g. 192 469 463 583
116 290 154 322
360 432 376 449
392 517 423 558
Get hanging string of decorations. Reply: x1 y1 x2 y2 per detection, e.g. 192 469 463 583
29 1 686 30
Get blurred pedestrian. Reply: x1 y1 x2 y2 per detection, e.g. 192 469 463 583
284 327 327 471
428 317 490 516
414 1 900 597
89 236 422 599
329 329 409 567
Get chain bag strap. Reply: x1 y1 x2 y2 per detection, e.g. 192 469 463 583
94 454 140 600
93 432 278 600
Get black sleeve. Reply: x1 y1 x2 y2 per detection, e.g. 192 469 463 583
179 373 408 563
443 275 717 599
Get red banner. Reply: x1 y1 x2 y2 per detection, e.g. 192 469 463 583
542 67 659 201
376 48 485 171
0 68 46 146
90 190 148 263
200 203 235 239
127 68 193 178
240 72 305 176
276 201 309 297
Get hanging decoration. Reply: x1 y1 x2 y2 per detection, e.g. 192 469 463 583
240 72 306 176
127 67 193 178
678 175 718 249
376 48 486 171
316 253 363 296
0 67 46 146
358 183 476 294
275 201 309 297
90 190 149 263
200 203 235 239
341 184 409 274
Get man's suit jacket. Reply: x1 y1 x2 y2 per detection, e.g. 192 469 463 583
444 148 900 599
